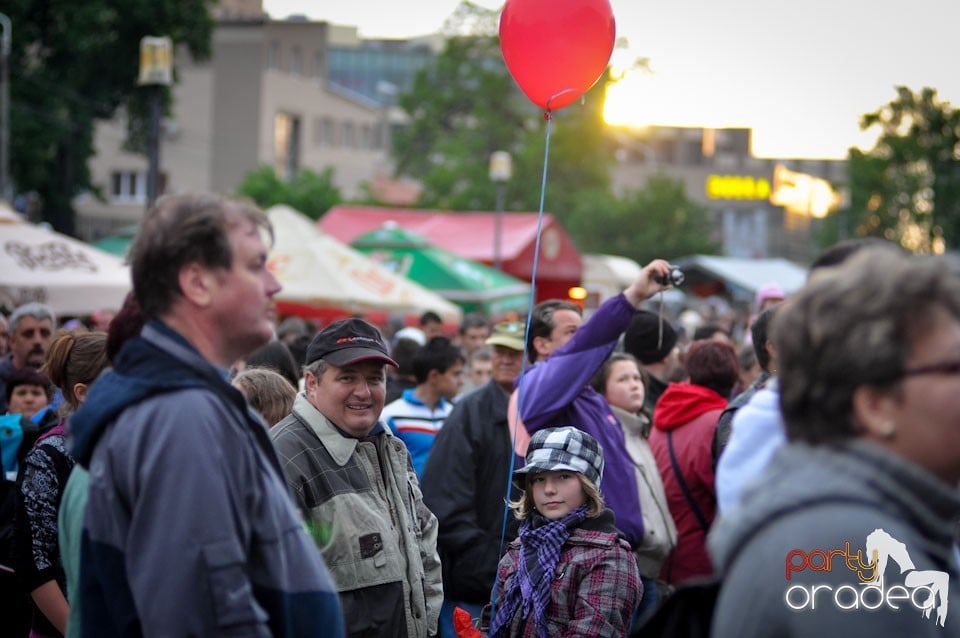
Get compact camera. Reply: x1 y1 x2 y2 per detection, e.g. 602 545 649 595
653 265 685 287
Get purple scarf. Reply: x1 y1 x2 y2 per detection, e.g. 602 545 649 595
490 505 589 638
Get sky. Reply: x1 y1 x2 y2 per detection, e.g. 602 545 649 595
263 0 959 159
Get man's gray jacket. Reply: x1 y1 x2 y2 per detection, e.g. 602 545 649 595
272 394 443 637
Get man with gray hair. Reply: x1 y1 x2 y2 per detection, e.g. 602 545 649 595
0 302 56 414
69 194 343 637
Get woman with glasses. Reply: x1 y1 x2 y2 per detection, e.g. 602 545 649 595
709 247 960 637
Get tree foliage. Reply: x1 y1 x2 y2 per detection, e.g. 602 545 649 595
390 2 709 262
845 86 960 253
236 165 342 220
6 0 215 234
567 176 718 263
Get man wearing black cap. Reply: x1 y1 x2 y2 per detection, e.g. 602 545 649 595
623 309 683 414
271 317 443 638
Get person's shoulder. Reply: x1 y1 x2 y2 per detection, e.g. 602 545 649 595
105 386 243 446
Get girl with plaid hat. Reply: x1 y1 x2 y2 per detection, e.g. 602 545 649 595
486 426 641 637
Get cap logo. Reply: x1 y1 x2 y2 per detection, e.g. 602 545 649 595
335 336 381 346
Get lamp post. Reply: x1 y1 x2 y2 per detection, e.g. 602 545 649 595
138 36 172 210
489 150 512 271
0 13 11 201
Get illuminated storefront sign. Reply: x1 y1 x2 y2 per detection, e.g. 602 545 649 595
705 175 772 201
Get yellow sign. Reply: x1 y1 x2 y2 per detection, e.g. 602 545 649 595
705 175 772 201
138 36 173 86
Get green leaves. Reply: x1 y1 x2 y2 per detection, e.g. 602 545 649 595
7 0 215 233
236 165 342 221
846 86 960 252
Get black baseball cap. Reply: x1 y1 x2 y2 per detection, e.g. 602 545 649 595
304 318 398 368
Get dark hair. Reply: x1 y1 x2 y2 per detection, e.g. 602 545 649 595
419 311 442 327
692 323 729 342
129 194 272 319
527 300 581 362
750 306 778 372
412 336 465 384
43 330 109 411
685 340 739 398
5 367 53 404
106 292 147 363
590 352 647 394
390 337 422 380
459 312 489 334
775 248 960 444
244 340 300 389
286 333 312 370
809 237 895 273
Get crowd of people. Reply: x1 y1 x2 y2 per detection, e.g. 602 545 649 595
0 193 957 637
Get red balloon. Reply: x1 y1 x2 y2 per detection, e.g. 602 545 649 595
499 0 616 111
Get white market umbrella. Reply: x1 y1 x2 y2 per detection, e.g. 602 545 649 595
266 205 462 325
0 217 131 316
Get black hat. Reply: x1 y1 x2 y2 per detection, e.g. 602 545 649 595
304 318 398 368
623 310 678 365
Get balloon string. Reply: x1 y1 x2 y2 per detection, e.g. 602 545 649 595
545 87 580 113
490 114 554 617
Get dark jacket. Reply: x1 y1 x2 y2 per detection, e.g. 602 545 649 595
70 321 344 638
421 380 522 604
0 353 14 414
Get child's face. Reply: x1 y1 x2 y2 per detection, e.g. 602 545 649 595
604 360 645 414
530 470 587 520
8 384 49 419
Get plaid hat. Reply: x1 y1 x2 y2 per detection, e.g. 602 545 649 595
485 321 526 352
514 426 604 488
623 310 678 365
304 318 398 367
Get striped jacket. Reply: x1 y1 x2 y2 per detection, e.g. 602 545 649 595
491 509 641 637
380 388 453 479
271 394 443 637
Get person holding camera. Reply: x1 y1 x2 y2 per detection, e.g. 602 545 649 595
513 259 676 552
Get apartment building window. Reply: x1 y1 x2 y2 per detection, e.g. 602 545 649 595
314 116 336 148
111 171 147 203
110 170 167 203
274 112 302 181
290 46 302 76
267 41 280 70
343 121 355 149
361 124 372 149
314 50 325 81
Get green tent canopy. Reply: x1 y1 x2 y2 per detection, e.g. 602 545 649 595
352 224 531 318
92 225 138 257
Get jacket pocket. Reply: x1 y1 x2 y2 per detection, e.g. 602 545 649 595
201 539 262 630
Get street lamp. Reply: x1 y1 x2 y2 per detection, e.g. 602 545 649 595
489 150 512 271
138 36 173 210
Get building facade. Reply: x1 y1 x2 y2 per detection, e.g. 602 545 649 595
611 126 846 263
76 9 399 239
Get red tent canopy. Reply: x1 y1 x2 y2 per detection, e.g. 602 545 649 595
319 206 583 303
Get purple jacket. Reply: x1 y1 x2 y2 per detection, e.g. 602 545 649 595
517 293 645 547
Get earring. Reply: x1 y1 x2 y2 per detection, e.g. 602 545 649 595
880 421 897 440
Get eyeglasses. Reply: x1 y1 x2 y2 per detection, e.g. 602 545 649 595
901 361 960 378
